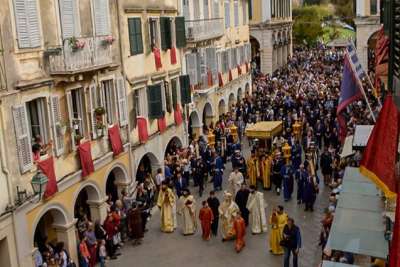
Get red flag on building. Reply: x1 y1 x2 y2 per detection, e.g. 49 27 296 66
218 72 224 87
78 141 95 178
174 104 183 125
374 27 389 94
170 47 177 65
37 156 58 199
207 70 213 87
390 193 400 267
157 116 167 133
137 117 149 143
360 95 399 199
228 69 233 81
108 124 123 156
153 47 162 70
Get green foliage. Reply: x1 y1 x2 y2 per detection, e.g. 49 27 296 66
330 0 354 25
293 5 331 46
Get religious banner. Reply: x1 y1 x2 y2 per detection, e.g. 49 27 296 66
78 141 95 178
228 69 233 81
137 117 149 143
174 104 183 126
237 65 242 75
37 156 58 200
170 47 177 65
158 116 167 133
108 124 123 156
153 47 162 70
218 72 224 87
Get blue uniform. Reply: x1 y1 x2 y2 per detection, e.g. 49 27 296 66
213 156 224 190
280 164 294 201
295 169 308 203
291 143 302 170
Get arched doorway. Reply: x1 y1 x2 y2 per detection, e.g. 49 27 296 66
367 30 379 76
218 99 226 118
188 111 201 140
250 35 260 69
135 153 159 185
74 184 101 223
106 166 128 202
202 102 214 130
33 207 69 254
165 136 183 157
228 93 235 112
245 83 250 98
237 87 243 102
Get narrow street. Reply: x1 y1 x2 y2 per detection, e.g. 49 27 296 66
110 140 330 267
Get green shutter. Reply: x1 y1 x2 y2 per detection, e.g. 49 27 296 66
175 16 186 48
171 78 178 108
179 75 191 105
160 17 172 50
128 18 143 55
165 81 172 113
147 84 163 119
382 0 391 35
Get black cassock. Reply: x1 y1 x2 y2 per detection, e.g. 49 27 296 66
235 189 250 226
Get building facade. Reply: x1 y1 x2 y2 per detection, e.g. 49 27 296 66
355 0 381 73
181 0 252 139
249 0 293 74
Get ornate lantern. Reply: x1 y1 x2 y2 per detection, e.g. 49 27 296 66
31 170 48 201
230 124 238 143
207 132 215 147
282 142 291 163
293 120 302 140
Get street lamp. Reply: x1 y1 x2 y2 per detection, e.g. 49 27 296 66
31 170 48 201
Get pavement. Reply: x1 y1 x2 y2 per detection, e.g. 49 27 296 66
109 140 330 267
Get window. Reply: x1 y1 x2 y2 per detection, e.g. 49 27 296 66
102 79 116 125
13 0 41 48
26 98 49 144
93 0 110 35
225 0 231 29
234 0 239 27
164 81 172 113
194 0 200 19
160 17 172 50
242 0 247 25
147 83 164 119
222 50 229 73
69 88 85 137
248 0 252 20
171 78 179 108
59 0 80 39
186 53 198 86
183 0 190 20
204 0 210 19
134 88 147 117
370 0 378 15
128 17 143 55
213 0 220 18
179 75 191 105
230 48 237 68
149 18 159 49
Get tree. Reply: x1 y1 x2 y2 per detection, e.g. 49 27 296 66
330 0 354 25
293 5 330 45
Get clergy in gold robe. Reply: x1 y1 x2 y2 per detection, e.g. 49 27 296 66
246 186 267 234
246 151 260 187
269 206 288 255
157 183 176 233
219 191 240 241
260 154 272 190
178 189 197 235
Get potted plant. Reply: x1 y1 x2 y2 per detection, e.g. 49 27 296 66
96 122 105 137
68 37 86 52
102 35 115 46
95 107 106 121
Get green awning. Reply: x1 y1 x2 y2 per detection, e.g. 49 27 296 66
322 261 359 267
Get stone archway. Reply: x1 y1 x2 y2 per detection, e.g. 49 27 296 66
218 99 226 117
165 136 183 157
250 35 261 69
237 87 243 102
135 152 160 184
202 102 214 129
228 93 235 112
106 165 129 202
188 110 202 140
73 183 103 225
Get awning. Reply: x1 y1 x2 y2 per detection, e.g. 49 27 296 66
322 261 359 267
340 135 355 158
352 125 373 149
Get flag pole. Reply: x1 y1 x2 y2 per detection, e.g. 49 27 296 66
346 52 377 123
365 73 383 108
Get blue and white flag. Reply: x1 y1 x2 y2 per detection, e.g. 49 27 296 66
346 43 367 80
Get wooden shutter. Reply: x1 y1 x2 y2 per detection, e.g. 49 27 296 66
66 91 76 149
59 0 80 39
12 105 33 173
116 77 128 126
160 17 172 50
14 0 41 48
175 16 186 48
179 75 191 104
224 0 230 28
165 81 172 113
147 84 163 119
93 0 110 36
128 18 143 55
50 96 65 156
198 49 207 87
88 83 98 139
186 53 198 86
206 47 217 84
171 78 178 108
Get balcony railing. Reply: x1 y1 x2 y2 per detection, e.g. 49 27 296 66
48 36 113 74
185 18 224 42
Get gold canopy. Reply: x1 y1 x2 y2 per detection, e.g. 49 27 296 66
245 121 283 139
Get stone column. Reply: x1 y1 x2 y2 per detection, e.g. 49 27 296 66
282 45 288 65
87 197 108 223
53 220 78 265
277 46 283 69
272 48 277 72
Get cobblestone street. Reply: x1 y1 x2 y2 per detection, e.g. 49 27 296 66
109 141 330 267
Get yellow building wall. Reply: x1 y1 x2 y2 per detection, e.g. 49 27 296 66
250 0 262 24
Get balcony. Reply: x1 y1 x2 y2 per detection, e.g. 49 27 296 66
185 18 224 42
47 36 113 74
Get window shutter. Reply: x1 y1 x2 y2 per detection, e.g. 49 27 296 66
206 47 217 84
14 0 41 48
59 0 80 39
12 105 33 173
130 92 137 128
179 75 191 104
66 91 76 149
213 0 220 18
128 18 143 55
115 77 128 126
225 0 231 29
50 96 65 156
171 78 178 108
175 16 186 48
88 83 98 139
198 49 207 87
147 84 163 119
160 17 172 50
234 0 239 27
186 53 198 86
93 0 110 36
165 81 172 113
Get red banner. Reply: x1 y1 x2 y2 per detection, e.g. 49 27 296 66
207 70 213 87
174 105 183 126
137 117 149 143
37 156 58 200
153 47 162 70
218 72 224 87
158 116 167 133
228 69 233 81
237 65 242 75
108 125 123 156
170 47 177 65
78 141 95 178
